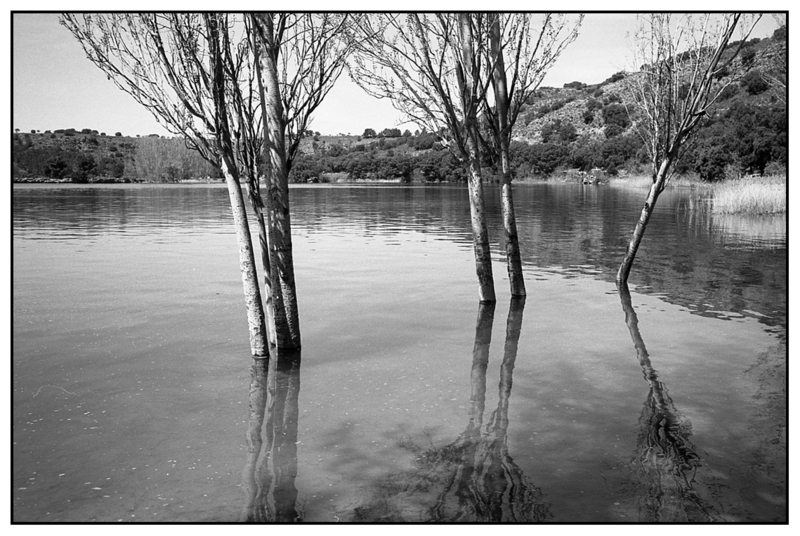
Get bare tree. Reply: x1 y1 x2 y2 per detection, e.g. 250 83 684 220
349 13 496 302
248 13 354 349
480 13 582 297
63 13 352 352
759 14 786 105
616 13 761 284
61 13 270 357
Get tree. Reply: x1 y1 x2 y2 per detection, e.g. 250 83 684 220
362 127 376 138
616 13 761 284
45 156 70 179
62 13 269 358
73 154 97 182
349 14 497 302
761 16 786 104
64 13 352 352
480 13 582 297
248 13 354 349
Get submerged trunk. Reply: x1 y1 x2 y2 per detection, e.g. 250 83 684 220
489 16 526 297
458 15 495 303
221 160 269 359
616 156 672 284
498 145 525 297
261 35 301 350
465 140 497 303
244 166 278 347
252 195 278 347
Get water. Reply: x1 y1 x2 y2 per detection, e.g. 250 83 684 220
12 183 786 522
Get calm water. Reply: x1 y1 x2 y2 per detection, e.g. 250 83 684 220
12 183 786 522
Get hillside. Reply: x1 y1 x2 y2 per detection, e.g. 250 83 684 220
13 28 786 184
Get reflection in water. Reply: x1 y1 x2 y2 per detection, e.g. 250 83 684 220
618 284 719 522
240 350 302 522
352 299 548 522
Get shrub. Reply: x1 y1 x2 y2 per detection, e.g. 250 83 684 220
741 70 769 95
718 84 738 101
45 157 70 179
603 71 625 84
693 142 729 181
563 81 586 90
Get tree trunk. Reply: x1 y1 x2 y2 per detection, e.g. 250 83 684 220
466 141 497 303
499 145 526 297
615 157 671 285
489 15 526 297
249 35 278 348
221 160 269 359
459 14 496 304
261 34 301 350
245 170 278 347
252 197 278 347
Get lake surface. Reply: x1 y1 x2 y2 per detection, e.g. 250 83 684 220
12 183 786 522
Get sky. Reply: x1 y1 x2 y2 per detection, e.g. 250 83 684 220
9 10 783 138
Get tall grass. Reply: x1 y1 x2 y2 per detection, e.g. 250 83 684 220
711 175 786 214
607 173 712 190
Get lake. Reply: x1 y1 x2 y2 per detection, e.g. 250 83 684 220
12 183 786 522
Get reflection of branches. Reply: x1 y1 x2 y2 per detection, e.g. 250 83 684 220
619 284 720 522
352 299 548 522
240 350 302 522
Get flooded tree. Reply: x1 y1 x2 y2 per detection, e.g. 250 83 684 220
480 13 582 297
247 13 354 349
62 13 270 358
349 14 497 302
63 13 353 352
616 13 762 284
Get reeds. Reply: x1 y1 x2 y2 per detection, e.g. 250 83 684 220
711 175 786 214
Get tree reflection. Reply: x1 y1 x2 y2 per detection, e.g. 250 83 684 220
618 283 720 522
352 298 548 522
240 350 302 522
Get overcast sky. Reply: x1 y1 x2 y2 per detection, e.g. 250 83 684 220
11 11 782 137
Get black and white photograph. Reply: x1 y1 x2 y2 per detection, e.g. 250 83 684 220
10 8 788 524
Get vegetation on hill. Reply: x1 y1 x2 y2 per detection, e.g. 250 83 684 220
13 26 785 185
12 129 217 183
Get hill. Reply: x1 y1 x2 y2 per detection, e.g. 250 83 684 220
13 28 786 184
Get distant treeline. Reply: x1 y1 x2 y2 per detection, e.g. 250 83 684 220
287 97 785 184
13 31 786 185
12 130 218 183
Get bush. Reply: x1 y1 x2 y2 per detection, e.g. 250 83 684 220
563 81 586 90
73 154 97 182
741 70 769 95
45 157 71 179
602 104 630 133
718 84 738 101
693 141 729 181
603 71 625 84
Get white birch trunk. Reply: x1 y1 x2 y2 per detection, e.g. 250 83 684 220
221 160 269 358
